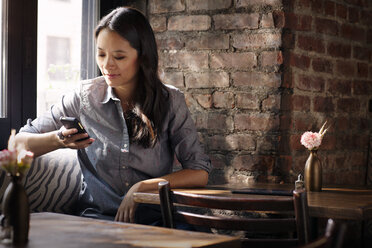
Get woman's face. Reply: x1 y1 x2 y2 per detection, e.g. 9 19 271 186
96 28 140 90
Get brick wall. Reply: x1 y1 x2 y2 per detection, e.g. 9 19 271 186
148 0 284 184
145 0 372 186
281 0 372 185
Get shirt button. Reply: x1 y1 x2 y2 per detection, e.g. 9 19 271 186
122 165 127 169
125 182 129 187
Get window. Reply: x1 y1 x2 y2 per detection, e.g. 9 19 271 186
46 36 71 81
37 0 85 115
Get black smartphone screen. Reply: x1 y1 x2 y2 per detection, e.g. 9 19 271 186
59 117 89 141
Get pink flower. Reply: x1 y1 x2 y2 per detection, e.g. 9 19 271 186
300 131 322 150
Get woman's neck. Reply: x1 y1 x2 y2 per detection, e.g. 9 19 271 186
113 85 136 112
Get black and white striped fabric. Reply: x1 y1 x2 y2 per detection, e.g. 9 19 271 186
0 149 81 214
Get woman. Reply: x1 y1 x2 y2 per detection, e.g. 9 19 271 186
15 7 211 224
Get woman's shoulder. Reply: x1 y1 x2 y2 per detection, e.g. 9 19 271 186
163 84 184 101
79 76 107 100
80 76 107 90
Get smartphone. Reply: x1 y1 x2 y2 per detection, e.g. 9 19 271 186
59 117 90 141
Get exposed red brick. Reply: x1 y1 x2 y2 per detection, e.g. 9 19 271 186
327 42 351 58
313 96 334 112
194 113 234 131
281 94 311 111
256 136 278 154
149 0 185 13
213 13 259 30
282 31 295 49
321 135 336 151
327 79 352 95
324 1 335 16
289 134 304 151
168 15 211 31
212 91 235 109
297 35 325 54
208 154 226 169
336 3 347 19
194 94 212 109
312 58 333 73
279 114 293 131
207 134 256 151
261 51 283 67
234 114 279 131
150 16 167 32
295 74 325 92
357 63 369 78
353 46 371 61
185 34 229 50
315 18 339 36
361 10 372 26
311 0 323 14
343 0 364 6
236 0 282 7
262 94 280 111
186 0 232 10
337 98 360 112
336 60 356 78
353 80 372 95
348 7 360 23
292 114 316 131
261 13 274 28
236 93 260 110
282 70 294 88
161 71 184 88
289 52 311 70
337 134 369 150
232 154 275 172
211 52 256 69
368 29 372 44
273 10 285 28
340 24 365 42
161 51 208 70
232 33 281 50
185 72 229 88
232 72 281 88
284 13 312 31
156 35 184 50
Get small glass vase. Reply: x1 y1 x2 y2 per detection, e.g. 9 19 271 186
1 173 30 246
304 150 322 192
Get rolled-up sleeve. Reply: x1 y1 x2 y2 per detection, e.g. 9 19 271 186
168 90 212 173
19 89 80 134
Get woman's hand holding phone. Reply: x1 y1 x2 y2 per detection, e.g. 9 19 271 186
58 117 94 149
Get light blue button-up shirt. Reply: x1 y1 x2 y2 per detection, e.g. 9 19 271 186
20 76 212 218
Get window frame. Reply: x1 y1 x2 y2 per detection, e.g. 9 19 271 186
0 0 130 149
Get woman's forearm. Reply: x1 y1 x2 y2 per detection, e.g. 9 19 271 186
15 131 63 157
136 169 209 192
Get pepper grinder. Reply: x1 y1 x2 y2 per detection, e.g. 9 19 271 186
295 174 304 191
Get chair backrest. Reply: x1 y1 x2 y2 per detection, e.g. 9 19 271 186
300 219 347 248
158 181 311 248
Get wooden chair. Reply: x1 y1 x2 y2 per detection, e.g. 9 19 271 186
158 181 311 248
300 219 346 248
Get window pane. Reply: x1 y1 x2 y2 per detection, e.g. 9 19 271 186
37 0 83 116
0 0 7 118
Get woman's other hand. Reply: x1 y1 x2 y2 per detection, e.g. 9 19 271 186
115 182 141 223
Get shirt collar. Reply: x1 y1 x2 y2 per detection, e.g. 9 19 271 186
100 86 120 104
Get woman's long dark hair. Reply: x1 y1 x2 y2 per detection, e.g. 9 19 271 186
95 7 168 148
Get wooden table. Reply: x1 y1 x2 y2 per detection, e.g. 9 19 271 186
1 212 240 248
133 183 372 247
134 183 372 221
